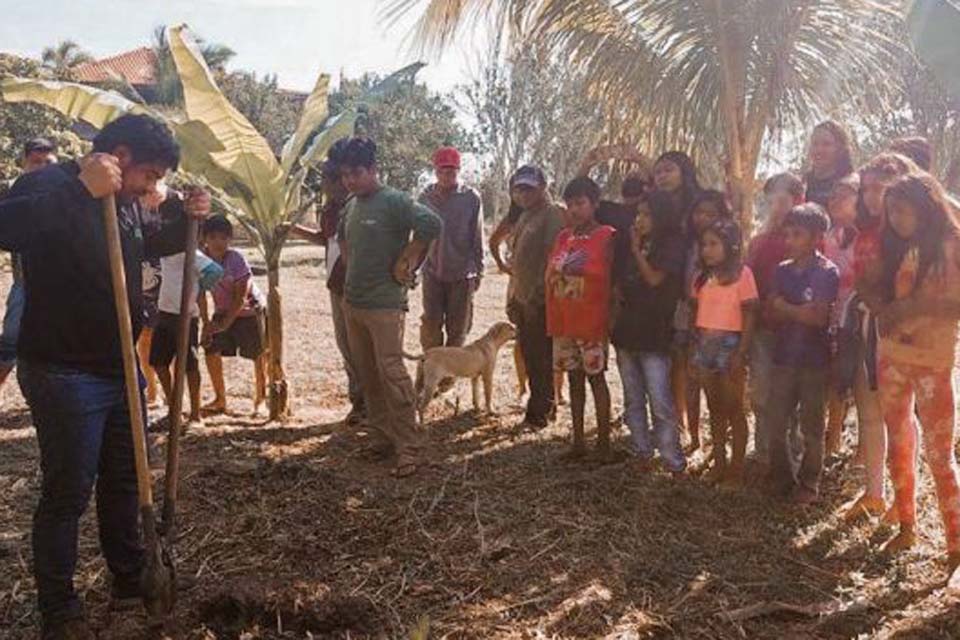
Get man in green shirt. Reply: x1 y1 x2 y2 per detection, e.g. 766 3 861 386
337 137 442 477
505 165 566 429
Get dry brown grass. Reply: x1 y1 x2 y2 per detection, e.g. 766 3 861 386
2 244 960 639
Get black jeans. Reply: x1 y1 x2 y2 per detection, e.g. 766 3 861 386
18 360 144 625
768 365 827 494
510 302 554 424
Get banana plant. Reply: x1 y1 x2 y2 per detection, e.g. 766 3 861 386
1 24 424 419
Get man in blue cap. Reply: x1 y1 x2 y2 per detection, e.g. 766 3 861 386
506 165 566 429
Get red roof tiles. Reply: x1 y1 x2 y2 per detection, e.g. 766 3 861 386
73 47 157 85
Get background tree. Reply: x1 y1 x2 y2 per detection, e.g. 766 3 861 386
387 0 904 235
220 71 302 154
328 73 467 192
151 26 236 106
40 40 93 80
460 39 610 218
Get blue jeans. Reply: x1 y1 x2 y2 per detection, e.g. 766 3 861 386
0 279 24 365
616 348 686 472
17 360 144 625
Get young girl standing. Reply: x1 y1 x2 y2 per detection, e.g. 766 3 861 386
652 152 703 447
875 173 960 579
823 174 860 456
682 191 735 451
612 192 687 473
692 220 758 485
845 153 920 522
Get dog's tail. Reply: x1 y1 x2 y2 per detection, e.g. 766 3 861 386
402 351 425 362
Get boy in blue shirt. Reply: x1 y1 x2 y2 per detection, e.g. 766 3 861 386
767 203 839 504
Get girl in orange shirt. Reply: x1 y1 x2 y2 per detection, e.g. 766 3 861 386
691 220 758 485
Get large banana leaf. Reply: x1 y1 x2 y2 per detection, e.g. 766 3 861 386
908 0 960 99
0 76 256 206
166 24 284 228
280 72 330 175
0 76 147 124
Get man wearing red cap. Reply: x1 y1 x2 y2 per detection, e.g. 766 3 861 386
419 146 484 352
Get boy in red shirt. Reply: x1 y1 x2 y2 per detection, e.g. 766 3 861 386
546 177 616 460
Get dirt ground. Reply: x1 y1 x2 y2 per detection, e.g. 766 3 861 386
2 243 960 639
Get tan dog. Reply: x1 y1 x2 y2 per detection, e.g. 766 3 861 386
406 322 516 422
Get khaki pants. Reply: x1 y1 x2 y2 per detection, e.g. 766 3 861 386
344 303 424 457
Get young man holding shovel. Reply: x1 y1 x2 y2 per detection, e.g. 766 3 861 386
0 114 209 640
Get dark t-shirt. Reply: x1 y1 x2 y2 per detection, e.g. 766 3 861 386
805 173 844 208
612 232 686 353
772 253 840 368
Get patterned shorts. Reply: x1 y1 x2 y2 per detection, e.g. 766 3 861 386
553 337 608 376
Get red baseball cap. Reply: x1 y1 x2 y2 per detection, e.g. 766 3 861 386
432 146 461 169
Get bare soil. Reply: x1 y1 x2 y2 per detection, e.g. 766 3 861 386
2 244 960 639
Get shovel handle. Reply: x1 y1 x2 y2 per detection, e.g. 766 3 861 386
162 215 199 533
102 195 154 511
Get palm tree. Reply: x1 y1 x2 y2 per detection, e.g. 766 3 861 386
40 40 94 79
386 0 903 234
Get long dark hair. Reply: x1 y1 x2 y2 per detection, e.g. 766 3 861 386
855 152 919 231
694 219 744 291
642 190 683 252
808 120 855 178
654 151 702 230
687 189 733 243
880 173 960 301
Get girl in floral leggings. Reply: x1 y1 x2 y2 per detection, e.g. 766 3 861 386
876 172 960 579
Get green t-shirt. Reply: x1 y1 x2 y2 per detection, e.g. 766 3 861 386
340 186 443 310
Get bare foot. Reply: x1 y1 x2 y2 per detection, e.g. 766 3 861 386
201 401 226 417
704 461 726 485
881 527 917 555
558 446 587 462
881 505 900 527
840 494 886 524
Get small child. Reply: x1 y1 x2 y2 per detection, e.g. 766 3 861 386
767 203 839 504
747 172 805 470
823 174 859 455
875 173 960 579
546 177 616 460
677 190 734 451
612 192 687 473
692 219 758 485
200 215 268 416
151 245 223 425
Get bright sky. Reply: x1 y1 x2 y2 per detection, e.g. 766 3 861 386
0 0 483 94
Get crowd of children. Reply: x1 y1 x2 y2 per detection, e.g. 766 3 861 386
505 123 960 580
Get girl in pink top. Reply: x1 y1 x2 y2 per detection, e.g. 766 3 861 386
691 220 758 485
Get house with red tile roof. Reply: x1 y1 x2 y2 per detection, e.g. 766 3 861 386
72 47 159 101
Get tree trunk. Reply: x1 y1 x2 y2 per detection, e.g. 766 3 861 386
265 254 289 420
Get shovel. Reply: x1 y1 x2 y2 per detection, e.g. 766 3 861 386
160 205 199 540
102 194 175 623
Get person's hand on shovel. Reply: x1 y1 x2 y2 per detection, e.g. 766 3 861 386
182 188 211 221
78 153 122 198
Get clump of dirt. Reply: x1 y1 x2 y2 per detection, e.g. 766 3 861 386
198 580 380 638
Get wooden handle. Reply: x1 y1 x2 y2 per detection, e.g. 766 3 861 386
162 216 198 532
102 195 154 510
